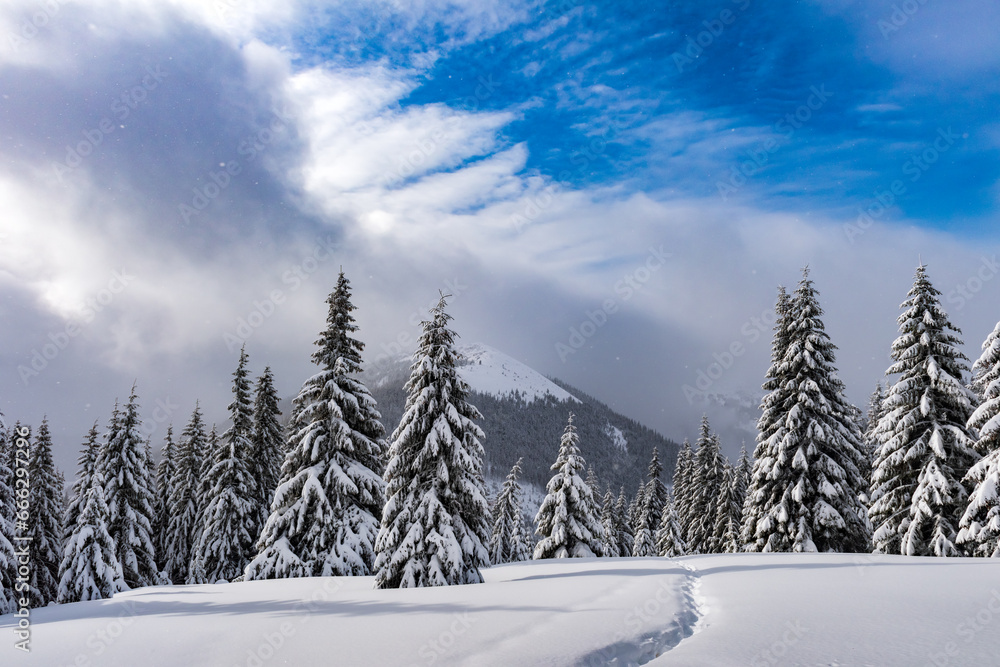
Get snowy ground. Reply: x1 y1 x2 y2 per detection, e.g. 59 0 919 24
3 554 999 666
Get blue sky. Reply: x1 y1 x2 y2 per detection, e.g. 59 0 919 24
2 0 1000 472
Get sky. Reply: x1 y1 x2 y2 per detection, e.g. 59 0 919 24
2 0 1000 474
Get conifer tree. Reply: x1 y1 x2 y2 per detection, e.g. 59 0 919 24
65 422 101 536
870 265 978 556
533 414 604 559
656 490 686 558
633 448 668 557
249 273 387 581
0 414 17 614
732 444 750 515
958 322 1000 557
614 487 634 558
98 386 159 588
166 404 207 584
249 367 283 545
374 294 490 587
672 440 695 539
27 418 64 606
601 486 621 557
687 417 723 554
628 481 646 535
153 425 177 570
488 458 530 564
57 471 126 603
744 270 870 553
711 462 740 553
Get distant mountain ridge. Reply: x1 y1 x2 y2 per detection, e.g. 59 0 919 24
364 343 680 494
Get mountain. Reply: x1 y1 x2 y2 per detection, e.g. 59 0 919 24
364 342 680 494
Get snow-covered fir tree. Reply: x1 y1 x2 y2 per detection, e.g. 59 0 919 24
687 417 723 554
98 387 159 588
248 366 283 547
27 418 64 607
57 471 126 603
628 480 646 536
374 294 490 587
249 273 387 581
870 265 978 557
656 490 686 557
192 350 257 583
958 321 1000 557
732 444 750 516
860 382 886 504
711 461 740 553
0 414 17 614
153 425 177 571
533 414 604 559
488 458 531 564
743 270 870 553
65 422 101 537
633 448 668 557
613 487 634 558
672 439 695 540
601 486 621 557
164 404 206 584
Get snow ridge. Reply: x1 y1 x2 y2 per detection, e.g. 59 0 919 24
457 343 580 404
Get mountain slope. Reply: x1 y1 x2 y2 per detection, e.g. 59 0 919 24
365 343 679 493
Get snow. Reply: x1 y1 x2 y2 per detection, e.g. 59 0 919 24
457 343 580 404
6 553 1000 666
605 422 628 452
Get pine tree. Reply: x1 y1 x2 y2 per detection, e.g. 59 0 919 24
98 386 159 588
628 481 645 535
614 487 634 558
65 422 101 536
192 350 257 583
374 293 490 587
57 470 126 603
633 448 668 557
0 414 17 614
249 366 283 547
711 462 740 553
672 440 695 540
26 418 63 607
165 404 207 585
533 414 604 559
958 321 1000 557
743 270 870 553
250 273 387 581
656 490 686 557
687 417 723 554
860 382 886 504
870 265 978 557
601 486 621 558
153 425 177 571
488 458 530 564
732 444 750 515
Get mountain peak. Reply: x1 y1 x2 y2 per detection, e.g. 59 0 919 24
457 343 580 405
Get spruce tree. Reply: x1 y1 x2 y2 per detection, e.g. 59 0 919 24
27 418 63 606
65 422 101 536
249 273 387 581
0 414 16 614
688 417 723 554
732 444 750 515
711 462 739 553
533 414 604 559
488 458 530 564
744 270 870 553
57 472 126 603
153 425 177 571
633 448 668 557
870 265 978 557
249 366 283 546
374 293 490 587
166 404 207 585
656 490 686 558
958 322 1000 557
672 439 695 540
98 386 159 588
614 487 634 558
601 486 621 558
